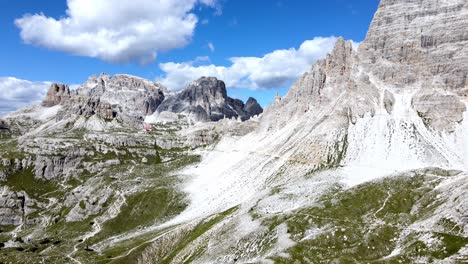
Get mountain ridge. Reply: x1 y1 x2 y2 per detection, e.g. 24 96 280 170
0 0 466 262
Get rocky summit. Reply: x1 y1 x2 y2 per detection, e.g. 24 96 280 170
152 77 263 123
32 74 262 130
0 0 467 263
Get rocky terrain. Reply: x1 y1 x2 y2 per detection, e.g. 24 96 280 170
0 0 467 263
149 77 263 123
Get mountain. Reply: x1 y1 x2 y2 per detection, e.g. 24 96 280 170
32 74 262 129
148 77 263 123
0 0 467 263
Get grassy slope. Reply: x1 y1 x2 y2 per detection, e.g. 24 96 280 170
264 172 467 263
0 126 202 263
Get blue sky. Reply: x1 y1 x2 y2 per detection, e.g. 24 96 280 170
0 0 380 114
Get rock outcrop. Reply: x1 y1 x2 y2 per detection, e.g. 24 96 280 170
244 97 263 117
0 187 25 226
0 119 10 138
70 74 166 121
411 91 466 132
42 83 71 107
263 0 468 133
71 97 116 121
155 77 263 122
37 74 168 128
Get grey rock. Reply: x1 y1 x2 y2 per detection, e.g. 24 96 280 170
383 90 395 114
412 92 466 132
42 83 71 107
143 88 165 115
34 156 82 180
49 74 167 127
156 77 263 122
244 97 263 117
64 184 113 222
359 0 468 93
0 187 26 226
71 97 116 121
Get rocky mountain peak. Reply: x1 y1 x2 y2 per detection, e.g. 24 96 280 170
263 0 467 133
262 37 357 127
152 77 263 122
39 74 167 127
244 97 263 117
42 83 72 107
31 74 262 129
182 77 228 104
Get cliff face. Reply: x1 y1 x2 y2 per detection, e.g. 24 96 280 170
360 0 468 92
263 0 468 133
154 77 263 122
36 74 168 128
357 0 468 132
42 83 71 107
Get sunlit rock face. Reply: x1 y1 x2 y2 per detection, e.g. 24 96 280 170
360 0 468 91
36 74 262 129
357 0 468 132
42 83 71 107
61 73 167 124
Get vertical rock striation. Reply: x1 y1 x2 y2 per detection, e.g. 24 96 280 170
42 83 71 107
359 0 468 92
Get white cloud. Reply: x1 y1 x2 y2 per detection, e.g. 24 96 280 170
159 36 357 91
0 77 51 116
208 42 215 52
15 0 219 64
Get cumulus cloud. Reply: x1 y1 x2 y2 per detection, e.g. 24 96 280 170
159 36 358 91
15 0 219 64
0 77 51 116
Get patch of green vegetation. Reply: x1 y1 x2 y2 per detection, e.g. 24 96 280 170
266 173 452 263
158 206 238 264
0 225 16 239
0 247 70 263
88 187 187 244
432 233 468 259
0 133 12 140
0 139 25 160
5 168 58 200
46 214 93 240
391 231 468 263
